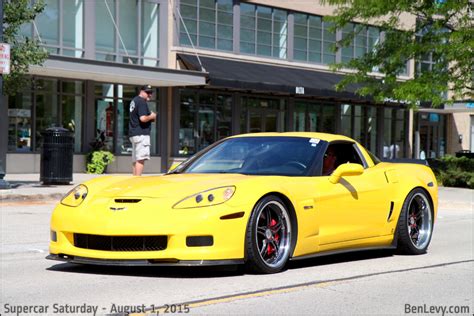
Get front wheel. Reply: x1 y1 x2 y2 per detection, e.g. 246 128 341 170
396 188 434 255
245 196 293 274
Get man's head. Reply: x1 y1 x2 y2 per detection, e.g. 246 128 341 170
323 146 337 175
139 84 153 100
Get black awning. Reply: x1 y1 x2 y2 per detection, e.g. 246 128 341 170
178 53 365 100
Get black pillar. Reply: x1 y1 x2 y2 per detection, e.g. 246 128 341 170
0 0 11 189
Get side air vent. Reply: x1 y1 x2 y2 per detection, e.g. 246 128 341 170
387 201 394 221
114 199 141 203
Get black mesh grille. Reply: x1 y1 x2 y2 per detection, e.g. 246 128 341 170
74 234 167 251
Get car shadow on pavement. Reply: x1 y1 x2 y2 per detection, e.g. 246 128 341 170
287 249 395 271
46 249 395 277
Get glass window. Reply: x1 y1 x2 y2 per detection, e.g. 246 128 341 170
8 78 85 153
8 91 33 152
383 108 405 159
178 90 233 156
94 84 157 155
180 0 233 52
341 104 352 137
36 0 60 47
240 4 287 59
95 0 116 54
340 23 382 65
63 0 84 57
183 137 324 176
27 0 85 57
293 102 335 133
367 106 377 153
96 1 159 65
293 13 333 64
179 90 197 155
119 0 138 56
241 97 287 134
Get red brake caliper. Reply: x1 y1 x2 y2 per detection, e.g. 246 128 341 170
266 218 279 255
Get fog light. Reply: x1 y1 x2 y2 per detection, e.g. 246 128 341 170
51 230 57 242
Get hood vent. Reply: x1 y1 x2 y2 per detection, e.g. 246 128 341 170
114 198 141 203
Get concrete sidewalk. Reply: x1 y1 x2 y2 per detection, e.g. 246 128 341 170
0 173 473 211
0 173 160 201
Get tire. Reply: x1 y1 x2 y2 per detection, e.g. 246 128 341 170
245 195 293 274
396 188 434 255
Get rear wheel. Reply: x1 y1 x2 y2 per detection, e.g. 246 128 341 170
245 196 293 274
396 188 434 255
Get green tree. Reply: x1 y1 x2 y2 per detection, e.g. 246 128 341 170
3 0 48 96
322 0 473 107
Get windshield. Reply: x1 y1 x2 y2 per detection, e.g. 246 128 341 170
183 137 325 176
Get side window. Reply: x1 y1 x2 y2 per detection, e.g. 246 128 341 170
322 142 366 175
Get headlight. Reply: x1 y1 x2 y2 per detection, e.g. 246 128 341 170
61 184 88 207
173 186 236 209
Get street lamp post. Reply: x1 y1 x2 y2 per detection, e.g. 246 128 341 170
0 0 11 189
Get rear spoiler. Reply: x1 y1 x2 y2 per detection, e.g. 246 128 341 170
381 158 429 166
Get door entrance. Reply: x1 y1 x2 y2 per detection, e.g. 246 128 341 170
247 108 281 133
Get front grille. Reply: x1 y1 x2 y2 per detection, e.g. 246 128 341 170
74 234 167 251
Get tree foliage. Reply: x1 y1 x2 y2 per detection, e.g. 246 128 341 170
322 0 473 107
3 0 48 96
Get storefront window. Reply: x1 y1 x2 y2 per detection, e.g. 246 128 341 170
94 83 157 155
383 108 406 159
294 101 335 133
341 104 352 137
178 90 232 156
8 78 84 153
418 112 446 159
8 91 33 152
241 96 286 133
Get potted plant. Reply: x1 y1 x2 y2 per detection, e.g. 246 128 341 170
86 130 115 174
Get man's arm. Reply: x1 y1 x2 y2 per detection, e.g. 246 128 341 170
139 112 156 122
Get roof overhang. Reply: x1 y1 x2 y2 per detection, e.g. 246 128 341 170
177 53 368 102
29 55 208 87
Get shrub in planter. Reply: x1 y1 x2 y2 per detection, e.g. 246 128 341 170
431 155 474 189
86 150 115 174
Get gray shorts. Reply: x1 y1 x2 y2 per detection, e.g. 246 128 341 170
130 135 150 162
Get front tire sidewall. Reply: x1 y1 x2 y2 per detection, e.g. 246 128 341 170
396 188 434 255
245 195 293 274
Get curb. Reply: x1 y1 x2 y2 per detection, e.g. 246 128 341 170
0 193 64 202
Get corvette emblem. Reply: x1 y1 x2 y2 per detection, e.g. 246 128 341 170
110 207 127 211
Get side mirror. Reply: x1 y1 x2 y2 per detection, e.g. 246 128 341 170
329 163 364 184
168 162 182 173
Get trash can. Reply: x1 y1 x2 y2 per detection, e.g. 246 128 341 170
40 127 74 185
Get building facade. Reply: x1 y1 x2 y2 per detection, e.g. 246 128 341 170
4 0 473 173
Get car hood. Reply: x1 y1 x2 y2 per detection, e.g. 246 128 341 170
93 173 252 198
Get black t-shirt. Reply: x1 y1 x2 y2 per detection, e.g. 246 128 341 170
128 96 151 137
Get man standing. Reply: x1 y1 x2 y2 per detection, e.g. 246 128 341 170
129 84 156 176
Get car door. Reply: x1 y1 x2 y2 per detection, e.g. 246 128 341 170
316 142 392 247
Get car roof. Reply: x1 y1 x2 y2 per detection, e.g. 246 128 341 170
230 132 355 143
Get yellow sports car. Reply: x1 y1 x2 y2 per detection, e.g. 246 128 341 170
47 132 438 274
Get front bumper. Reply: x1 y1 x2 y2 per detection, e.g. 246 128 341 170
49 197 252 263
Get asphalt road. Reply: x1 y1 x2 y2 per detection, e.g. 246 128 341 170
1 199 472 316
